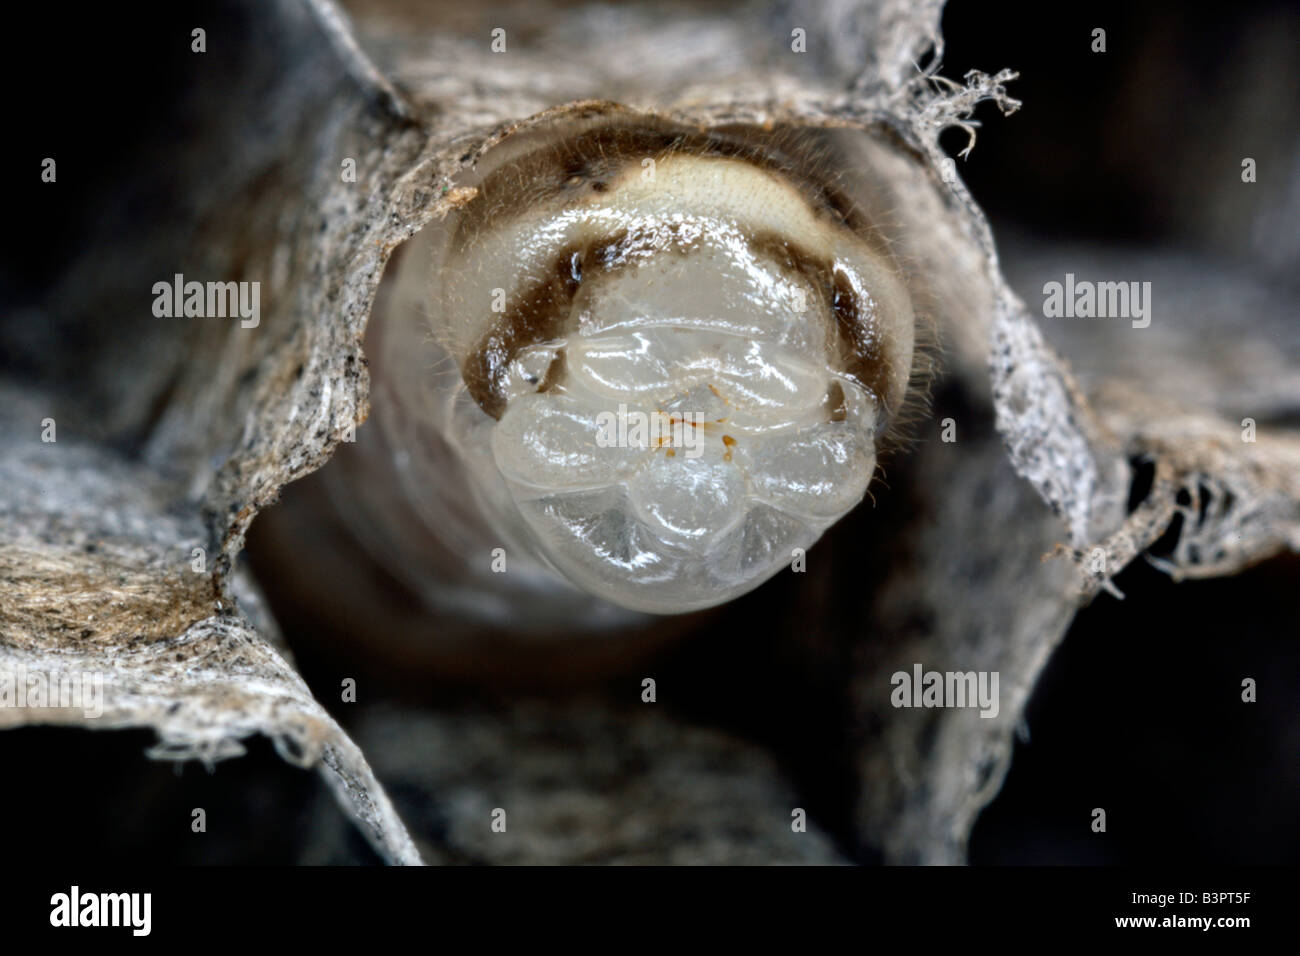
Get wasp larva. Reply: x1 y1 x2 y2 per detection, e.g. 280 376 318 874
344 112 922 618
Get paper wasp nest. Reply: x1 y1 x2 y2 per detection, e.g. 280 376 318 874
3 0 1298 866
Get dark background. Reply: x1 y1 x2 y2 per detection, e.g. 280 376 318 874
1 0 1297 864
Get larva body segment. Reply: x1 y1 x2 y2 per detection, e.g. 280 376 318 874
367 114 921 615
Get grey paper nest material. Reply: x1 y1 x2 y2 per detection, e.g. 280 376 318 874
1 0 1297 865
0 405 422 864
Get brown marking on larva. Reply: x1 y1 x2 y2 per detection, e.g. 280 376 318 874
463 231 629 418
721 434 736 463
824 381 847 422
830 267 891 412
463 223 897 423
537 348 567 393
666 449 676 457
749 233 896 418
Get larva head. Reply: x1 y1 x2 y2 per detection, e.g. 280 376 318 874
419 115 918 614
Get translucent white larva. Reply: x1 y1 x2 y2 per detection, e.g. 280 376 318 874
358 114 921 616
